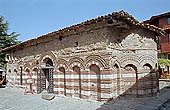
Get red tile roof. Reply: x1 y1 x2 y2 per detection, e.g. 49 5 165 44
3 10 165 51
144 12 170 23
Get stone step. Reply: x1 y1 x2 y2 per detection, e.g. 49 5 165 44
41 91 55 101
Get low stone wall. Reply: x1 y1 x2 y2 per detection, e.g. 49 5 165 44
159 79 170 90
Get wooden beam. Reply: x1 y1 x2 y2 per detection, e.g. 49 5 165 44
115 22 130 29
105 19 130 29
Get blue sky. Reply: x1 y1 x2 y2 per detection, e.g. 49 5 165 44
0 0 169 41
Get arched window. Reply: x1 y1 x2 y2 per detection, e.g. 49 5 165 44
124 64 137 72
43 58 53 67
143 63 152 70
46 59 53 67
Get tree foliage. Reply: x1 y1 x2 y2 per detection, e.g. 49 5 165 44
0 16 20 67
158 58 170 67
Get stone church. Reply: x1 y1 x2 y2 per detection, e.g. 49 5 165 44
4 10 164 101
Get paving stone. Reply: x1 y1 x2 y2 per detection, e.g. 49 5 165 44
41 91 56 100
1 87 170 110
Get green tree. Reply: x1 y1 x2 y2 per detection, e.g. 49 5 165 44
0 16 20 67
158 58 170 67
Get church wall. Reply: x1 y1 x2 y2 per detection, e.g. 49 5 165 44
5 25 159 101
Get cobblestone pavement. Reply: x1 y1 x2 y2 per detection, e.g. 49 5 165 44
1 87 170 110
157 100 170 110
97 87 170 110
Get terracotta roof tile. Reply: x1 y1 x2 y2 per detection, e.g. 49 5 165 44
144 12 170 23
3 10 165 51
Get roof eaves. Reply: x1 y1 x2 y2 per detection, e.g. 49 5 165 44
3 10 164 51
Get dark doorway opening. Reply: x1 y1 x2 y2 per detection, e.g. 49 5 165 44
37 58 54 94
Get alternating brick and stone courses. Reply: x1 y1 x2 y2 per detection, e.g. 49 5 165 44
4 10 164 101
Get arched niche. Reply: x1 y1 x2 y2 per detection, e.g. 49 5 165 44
43 58 54 67
73 66 81 98
59 67 66 96
32 67 38 76
89 64 101 101
113 64 121 95
142 63 156 96
123 64 138 97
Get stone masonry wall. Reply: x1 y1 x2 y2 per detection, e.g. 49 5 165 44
6 25 159 101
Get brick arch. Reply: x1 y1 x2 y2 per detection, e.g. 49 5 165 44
58 66 67 96
13 69 18 75
89 64 101 101
56 60 68 97
121 60 139 68
17 61 23 71
140 60 155 69
18 65 24 74
118 55 139 68
123 64 138 97
24 67 31 73
142 63 157 96
14 69 17 72
32 66 39 74
56 59 69 71
113 63 121 95
143 63 153 70
39 51 56 66
13 69 18 82
31 59 39 68
23 62 32 71
139 54 156 69
124 64 137 72
85 55 109 69
32 66 39 71
112 60 121 70
32 66 38 78
69 57 85 70
72 65 82 98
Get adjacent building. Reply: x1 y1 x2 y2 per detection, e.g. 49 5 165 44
144 12 170 73
4 10 163 101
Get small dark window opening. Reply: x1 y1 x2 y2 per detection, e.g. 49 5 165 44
46 59 53 67
168 18 170 24
168 54 170 59
74 42 79 47
107 19 113 24
59 36 62 41
36 60 39 65
116 39 120 42
20 66 23 85
158 36 161 45
169 33 170 43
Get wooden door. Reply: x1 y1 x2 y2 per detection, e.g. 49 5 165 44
48 68 54 93
37 69 46 94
